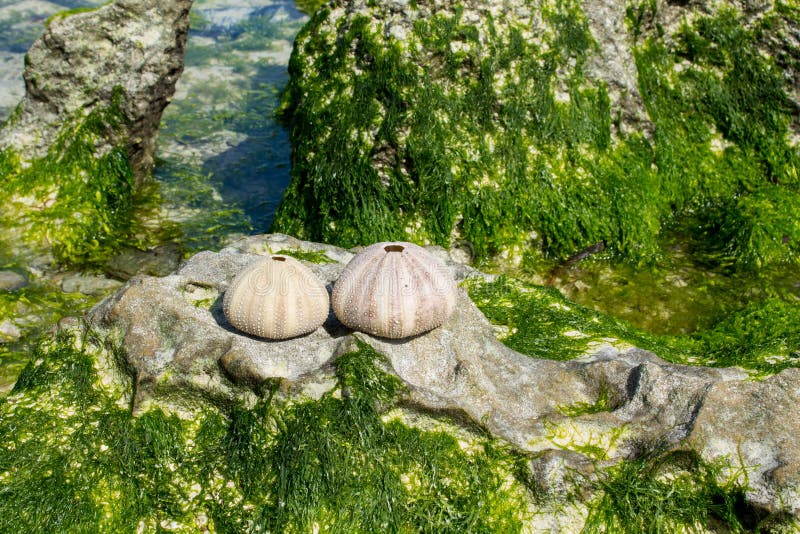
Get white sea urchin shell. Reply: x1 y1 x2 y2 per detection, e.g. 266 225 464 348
223 255 329 340
332 242 457 338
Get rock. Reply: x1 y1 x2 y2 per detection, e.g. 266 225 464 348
105 242 182 280
688 368 800 516
0 0 193 184
272 0 800 270
89 237 350 411
0 270 28 291
88 234 800 520
0 0 194 269
0 320 21 343
61 274 122 296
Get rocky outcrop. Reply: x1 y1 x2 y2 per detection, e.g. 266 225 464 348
89 233 800 519
0 0 194 269
273 0 800 269
0 0 192 184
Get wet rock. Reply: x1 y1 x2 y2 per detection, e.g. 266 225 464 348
0 0 193 184
105 242 182 280
0 270 28 291
61 274 122 296
273 0 800 271
89 237 350 412
0 320 21 343
688 368 800 516
89 234 800 518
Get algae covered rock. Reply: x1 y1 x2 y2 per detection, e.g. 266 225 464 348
273 0 800 269
76 234 800 528
0 0 192 182
0 0 192 267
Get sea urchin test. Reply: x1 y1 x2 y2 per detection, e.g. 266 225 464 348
332 242 457 338
223 255 329 339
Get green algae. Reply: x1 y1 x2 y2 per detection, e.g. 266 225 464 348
273 0 799 272
294 0 327 16
1 321 789 532
274 5 621 259
273 247 335 263
0 281 93 393
0 333 532 531
583 449 753 533
633 5 800 270
557 382 618 417
466 276 800 377
45 3 106 25
0 89 172 268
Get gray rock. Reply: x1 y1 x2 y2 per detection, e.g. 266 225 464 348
105 242 182 280
61 273 123 296
0 320 21 343
0 270 28 291
581 0 652 137
688 368 800 516
0 0 193 184
89 240 351 412
89 234 800 519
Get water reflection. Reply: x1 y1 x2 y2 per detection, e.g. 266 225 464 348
154 0 307 251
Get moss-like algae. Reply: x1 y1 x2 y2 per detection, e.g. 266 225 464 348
466 276 800 376
294 0 327 16
0 280 93 392
0 334 532 531
583 449 753 533
273 1 799 271
1 332 772 531
273 247 335 263
0 89 171 268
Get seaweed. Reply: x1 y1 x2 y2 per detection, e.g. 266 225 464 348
0 334 531 531
273 0 799 271
466 275 800 376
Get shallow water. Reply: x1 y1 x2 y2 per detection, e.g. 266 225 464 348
550 243 800 335
154 0 308 250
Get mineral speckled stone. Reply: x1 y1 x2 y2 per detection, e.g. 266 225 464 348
223 255 329 340
332 242 457 338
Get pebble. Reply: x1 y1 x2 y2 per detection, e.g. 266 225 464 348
0 320 21 343
0 270 28 291
61 274 122 296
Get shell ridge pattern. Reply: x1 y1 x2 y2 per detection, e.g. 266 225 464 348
331 241 458 339
223 256 328 340
370 252 392 336
405 250 434 336
387 250 402 338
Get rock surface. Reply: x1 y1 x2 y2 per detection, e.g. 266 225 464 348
60 273 122 296
0 0 193 183
0 270 28 291
89 233 800 519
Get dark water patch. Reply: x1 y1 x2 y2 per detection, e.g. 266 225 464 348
154 1 306 253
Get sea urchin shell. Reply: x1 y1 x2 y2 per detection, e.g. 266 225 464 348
332 242 457 338
223 255 329 340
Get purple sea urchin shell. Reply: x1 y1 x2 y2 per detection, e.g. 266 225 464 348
332 242 457 338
